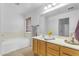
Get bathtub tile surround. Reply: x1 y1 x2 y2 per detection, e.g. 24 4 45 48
24 32 32 39
24 32 32 46
0 32 32 55
0 32 32 40
0 32 24 39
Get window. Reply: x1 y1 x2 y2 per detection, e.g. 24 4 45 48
26 17 32 32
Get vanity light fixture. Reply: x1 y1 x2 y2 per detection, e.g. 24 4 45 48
43 3 69 14
44 4 52 10
44 3 56 10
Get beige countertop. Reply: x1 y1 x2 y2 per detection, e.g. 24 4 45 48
32 35 79 50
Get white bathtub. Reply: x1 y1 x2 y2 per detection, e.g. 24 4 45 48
0 37 30 55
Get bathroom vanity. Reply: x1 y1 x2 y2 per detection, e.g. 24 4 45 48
32 36 79 56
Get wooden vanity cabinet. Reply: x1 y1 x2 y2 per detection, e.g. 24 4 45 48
33 38 79 56
33 39 46 56
47 42 60 56
38 40 46 56
33 39 38 55
60 46 79 56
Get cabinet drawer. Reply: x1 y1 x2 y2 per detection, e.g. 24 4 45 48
47 42 59 51
47 48 59 56
61 46 79 56
39 40 46 45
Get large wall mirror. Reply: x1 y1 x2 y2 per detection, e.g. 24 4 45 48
59 17 69 37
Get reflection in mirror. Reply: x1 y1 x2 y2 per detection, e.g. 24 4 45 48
59 17 69 37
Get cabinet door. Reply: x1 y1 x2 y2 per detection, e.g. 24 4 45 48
60 46 79 56
38 40 46 56
47 48 59 56
47 42 60 56
33 39 38 54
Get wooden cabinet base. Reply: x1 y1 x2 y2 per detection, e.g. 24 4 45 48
33 54 38 56
33 39 46 56
38 40 46 56
33 38 79 56
60 46 79 56
33 39 38 54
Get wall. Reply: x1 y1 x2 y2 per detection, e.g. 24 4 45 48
0 3 2 32
0 3 26 40
46 9 79 35
0 4 2 54
0 3 27 41
0 3 25 33
24 8 47 35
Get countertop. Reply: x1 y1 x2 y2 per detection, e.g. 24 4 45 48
32 35 79 50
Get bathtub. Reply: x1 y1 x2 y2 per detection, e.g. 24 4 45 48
0 37 30 55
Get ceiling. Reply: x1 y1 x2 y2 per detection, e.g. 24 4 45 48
4 3 46 14
44 3 79 17
3 3 79 17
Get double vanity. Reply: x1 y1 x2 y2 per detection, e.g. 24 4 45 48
32 35 79 56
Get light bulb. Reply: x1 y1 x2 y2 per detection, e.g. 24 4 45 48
48 4 52 8
44 6 48 10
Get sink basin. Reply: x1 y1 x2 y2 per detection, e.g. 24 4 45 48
44 37 55 40
65 40 79 45
44 35 55 40
38 35 55 40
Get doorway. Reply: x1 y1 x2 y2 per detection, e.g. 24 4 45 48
59 18 69 36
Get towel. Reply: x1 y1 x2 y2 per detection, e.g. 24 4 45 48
75 20 79 41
